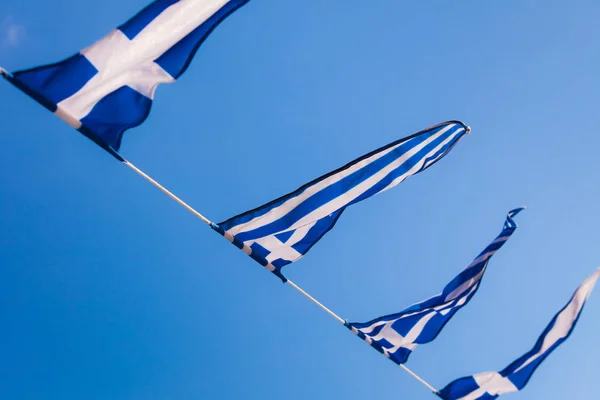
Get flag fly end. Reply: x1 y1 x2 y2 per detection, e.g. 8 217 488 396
466 126 471 135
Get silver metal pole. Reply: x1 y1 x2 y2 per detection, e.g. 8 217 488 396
400 364 440 395
123 159 440 396
286 279 345 324
123 160 212 225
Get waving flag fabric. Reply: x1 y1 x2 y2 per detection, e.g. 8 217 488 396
214 121 470 280
439 268 599 400
1 0 250 159
346 208 524 365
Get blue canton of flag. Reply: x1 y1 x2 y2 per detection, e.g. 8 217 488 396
213 121 470 281
1 0 250 160
346 208 525 365
439 268 600 400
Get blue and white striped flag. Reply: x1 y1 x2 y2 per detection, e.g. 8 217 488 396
213 121 470 281
1 0 249 159
439 268 599 400
345 208 524 365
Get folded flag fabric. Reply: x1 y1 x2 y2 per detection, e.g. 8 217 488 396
439 268 600 400
346 208 524 365
1 0 250 159
213 121 470 280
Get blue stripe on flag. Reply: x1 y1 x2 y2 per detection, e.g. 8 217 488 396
346 126 463 208
223 123 464 240
231 132 433 241
219 123 445 231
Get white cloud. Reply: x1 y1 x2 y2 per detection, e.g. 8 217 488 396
1 16 25 47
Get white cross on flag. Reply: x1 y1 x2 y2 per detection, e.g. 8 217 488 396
1 0 250 159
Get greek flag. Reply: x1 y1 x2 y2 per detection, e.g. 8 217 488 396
345 208 524 365
1 0 250 160
439 268 599 400
213 121 470 281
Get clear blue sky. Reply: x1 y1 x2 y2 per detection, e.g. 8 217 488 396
1 1 599 399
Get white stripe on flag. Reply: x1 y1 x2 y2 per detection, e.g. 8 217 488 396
229 124 460 236
514 269 600 373
379 127 464 193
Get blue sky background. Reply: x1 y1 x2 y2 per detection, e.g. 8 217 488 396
1 1 599 399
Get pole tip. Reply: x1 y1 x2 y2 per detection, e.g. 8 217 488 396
0 67 11 78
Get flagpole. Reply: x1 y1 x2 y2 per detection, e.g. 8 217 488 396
400 365 440 395
285 279 345 324
124 160 211 225
123 159 440 396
